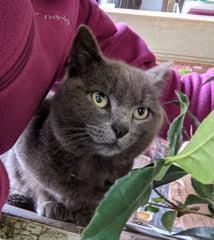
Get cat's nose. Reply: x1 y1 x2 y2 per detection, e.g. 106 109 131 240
111 121 129 139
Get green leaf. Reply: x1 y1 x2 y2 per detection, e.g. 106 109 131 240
184 194 213 206
201 76 214 87
178 69 191 76
187 110 201 129
173 199 183 207
189 179 214 216
81 159 165 240
153 164 186 188
155 164 171 182
188 206 200 211
167 91 189 156
161 211 177 232
151 197 164 203
166 110 214 184
145 205 160 213
174 226 214 240
165 100 200 129
191 178 214 200
208 204 214 217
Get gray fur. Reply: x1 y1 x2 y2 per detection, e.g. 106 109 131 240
2 25 170 226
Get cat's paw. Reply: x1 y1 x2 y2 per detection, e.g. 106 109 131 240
37 201 67 221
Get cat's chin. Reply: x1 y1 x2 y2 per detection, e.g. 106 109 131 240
95 143 123 157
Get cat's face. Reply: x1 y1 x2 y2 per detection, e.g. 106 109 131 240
50 25 170 157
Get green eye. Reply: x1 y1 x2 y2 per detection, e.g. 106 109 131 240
133 107 149 120
92 92 108 108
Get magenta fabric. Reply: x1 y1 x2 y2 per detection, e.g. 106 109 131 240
159 68 214 139
0 160 9 215
0 0 214 213
188 9 214 16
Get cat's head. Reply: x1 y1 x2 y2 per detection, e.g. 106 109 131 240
50 25 170 157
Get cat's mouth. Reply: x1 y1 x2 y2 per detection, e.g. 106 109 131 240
94 141 123 156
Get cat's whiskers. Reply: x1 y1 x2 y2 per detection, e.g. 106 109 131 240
69 132 88 137
86 124 102 131
61 126 88 132
70 136 91 145
86 128 117 146
62 130 92 145
64 133 88 140
86 124 108 136
87 130 102 138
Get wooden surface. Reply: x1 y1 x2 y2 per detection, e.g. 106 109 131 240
0 205 82 240
0 214 81 240
0 205 162 240
104 8 214 66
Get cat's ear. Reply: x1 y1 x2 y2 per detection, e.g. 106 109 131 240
67 25 103 76
146 61 173 90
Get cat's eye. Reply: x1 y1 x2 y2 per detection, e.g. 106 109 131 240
92 92 108 108
133 107 149 120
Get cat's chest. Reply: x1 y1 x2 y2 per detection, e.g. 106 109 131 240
67 155 132 188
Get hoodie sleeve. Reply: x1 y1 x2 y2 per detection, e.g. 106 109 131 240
78 0 214 138
0 0 32 215
0 160 9 216
77 0 156 69
160 68 214 139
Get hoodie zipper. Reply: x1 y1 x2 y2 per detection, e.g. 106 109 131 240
0 19 34 91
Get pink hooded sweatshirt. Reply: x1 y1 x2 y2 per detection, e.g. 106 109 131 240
0 0 214 213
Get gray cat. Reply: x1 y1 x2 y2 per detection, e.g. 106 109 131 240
2 25 170 227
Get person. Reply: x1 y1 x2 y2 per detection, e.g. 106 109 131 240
0 0 214 214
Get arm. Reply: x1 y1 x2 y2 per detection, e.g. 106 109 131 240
0 160 9 215
160 68 214 139
77 0 156 69
0 0 31 213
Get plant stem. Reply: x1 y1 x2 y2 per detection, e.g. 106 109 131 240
153 188 179 210
147 202 174 210
151 188 212 218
